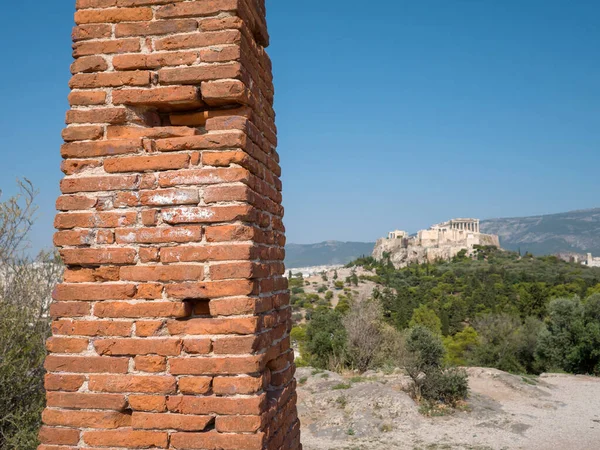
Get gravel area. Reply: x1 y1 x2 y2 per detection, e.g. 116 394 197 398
297 367 600 449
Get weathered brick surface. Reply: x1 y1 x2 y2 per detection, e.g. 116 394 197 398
41 0 299 448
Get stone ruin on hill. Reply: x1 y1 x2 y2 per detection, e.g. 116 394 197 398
40 1 300 449
373 218 501 268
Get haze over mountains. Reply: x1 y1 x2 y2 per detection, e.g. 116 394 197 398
285 208 600 268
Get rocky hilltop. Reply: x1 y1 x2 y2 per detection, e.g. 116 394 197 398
373 218 500 268
481 208 600 256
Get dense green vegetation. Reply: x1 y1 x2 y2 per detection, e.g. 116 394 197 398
295 247 600 381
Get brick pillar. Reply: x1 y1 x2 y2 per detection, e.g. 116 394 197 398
40 1 300 449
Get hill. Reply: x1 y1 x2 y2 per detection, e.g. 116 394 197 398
481 208 600 256
284 241 375 268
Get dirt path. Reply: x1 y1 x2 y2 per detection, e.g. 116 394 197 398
297 367 600 449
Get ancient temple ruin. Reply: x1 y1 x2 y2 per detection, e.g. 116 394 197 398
40 1 300 449
374 218 500 268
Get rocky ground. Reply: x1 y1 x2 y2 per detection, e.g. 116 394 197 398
296 367 600 450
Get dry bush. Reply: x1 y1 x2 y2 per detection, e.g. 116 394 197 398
343 298 386 372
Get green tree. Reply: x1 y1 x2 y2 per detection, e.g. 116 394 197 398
443 326 479 366
409 305 442 335
304 309 347 369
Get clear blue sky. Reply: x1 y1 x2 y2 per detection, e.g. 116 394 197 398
1 1 599 252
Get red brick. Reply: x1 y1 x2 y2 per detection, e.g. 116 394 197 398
177 376 211 394
44 374 86 392
128 395 167 412
215 415 262 433
95 301 191 318
182 338 212 354
201 79 247 106
165 279 255 299
139 188 199 206
167 316 257 335
209 297 269 316
107 125 197 140
46 392 127 410
169 355 263 376
116 226 202 244
156 1 238 19
158 62 241 85
158 167 249 187
205 224 256 242
113 51 198 70
94 338 182 356
89 375 177 393
53 229 94 246
132 412 213 431
62 125 104 141
61 139 140 158
121 265 204 282
38 426 80 445
54 211 137 229
199 44 241 62
212 335 258 354
112 86 201 106
72 23 112 41
66 107 128 124
160 244 254 263
135 355 167 372
49 302 91 318
166 393 265 415
71 55 108 73
63 266 120 283
59 246 126 268
170 431 265 450
104 153 190 173
52 319 132 337
82 429 168 448
73 39 141 57
135 320 165 337
116 19 197 37
56 194 97 211
42 410 131 429
213 375 264 395
154 30 240 51
161 205 253 224
53 283 136 301
154 131 246 152
68 91 107 107
60 247 137 265
44 355 129 373
60 174 139 193
75 7 153 24
70 71 151 89
46 336 89 354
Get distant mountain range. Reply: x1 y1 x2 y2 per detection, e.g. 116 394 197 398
285 208 600 268
285 241 375 268
480 208 600 256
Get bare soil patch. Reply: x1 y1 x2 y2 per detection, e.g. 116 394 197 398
297 367 600 449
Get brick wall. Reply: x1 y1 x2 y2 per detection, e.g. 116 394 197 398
40 1 300 449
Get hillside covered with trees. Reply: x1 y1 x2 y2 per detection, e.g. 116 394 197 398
294 247 600 378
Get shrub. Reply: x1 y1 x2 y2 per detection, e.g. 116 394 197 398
343 300 385 372
405 326 468 406
304 308 347 369
421 367 469 407
0 181 63 449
